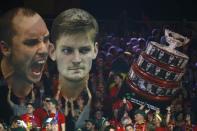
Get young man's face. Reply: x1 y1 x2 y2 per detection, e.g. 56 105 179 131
26 104 34 114
51 32 98 81
134 113 144 122
48 102 56 111
114 75 122 85
8 13 49 83
43 97 51 109
85 121 94 130
125 125 133 131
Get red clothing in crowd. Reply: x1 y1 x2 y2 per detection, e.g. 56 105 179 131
193 125 197 131
48 111 65 131
110 85 120 97
109 118 124 131
112 99 133 111
21 114 41 128
34 108 48 124
155 127 168 131
109 118 121 127
116 125 125 131
134 122 147 131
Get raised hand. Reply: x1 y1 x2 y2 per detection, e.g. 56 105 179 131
156 108 160 114
166 106 171 113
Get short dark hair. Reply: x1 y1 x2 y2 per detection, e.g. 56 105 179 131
0 7 37 45
104 125 116 131
50 98 58 106
51 8 99 45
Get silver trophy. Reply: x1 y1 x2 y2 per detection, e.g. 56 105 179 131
165 29 190 49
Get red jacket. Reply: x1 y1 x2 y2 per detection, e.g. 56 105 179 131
21 113 41 128
34 108 48 124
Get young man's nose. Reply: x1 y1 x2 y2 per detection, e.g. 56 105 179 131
72 51 82 64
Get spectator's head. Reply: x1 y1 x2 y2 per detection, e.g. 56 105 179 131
129 38 138 46
10 116 21 128
174 101 183 112
42 96 52 109
151 28 160 37
108 46 118 57
0 119 7 131
121 116 132 127
48 98 58 111
94 110 103 120
104 125 116 131
147 111 154 122
134 110 146 123
93 99 103 110
85 119 95 131
114 73 124 85
125 124 133 131
175 111 184 122
26 102 35 114
10 116 27 129
138 37 146 49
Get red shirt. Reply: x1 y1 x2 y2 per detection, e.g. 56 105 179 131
34 108 48 124
21 114 41 128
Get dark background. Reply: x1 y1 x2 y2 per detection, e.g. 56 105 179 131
0 0 196 21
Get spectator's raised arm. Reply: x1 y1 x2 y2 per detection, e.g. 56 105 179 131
7 87 15 108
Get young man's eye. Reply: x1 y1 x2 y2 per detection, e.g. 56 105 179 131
62 48 73 54
79 47 91 54
23 39 39 46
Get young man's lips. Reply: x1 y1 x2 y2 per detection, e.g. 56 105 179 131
68 67 84 70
